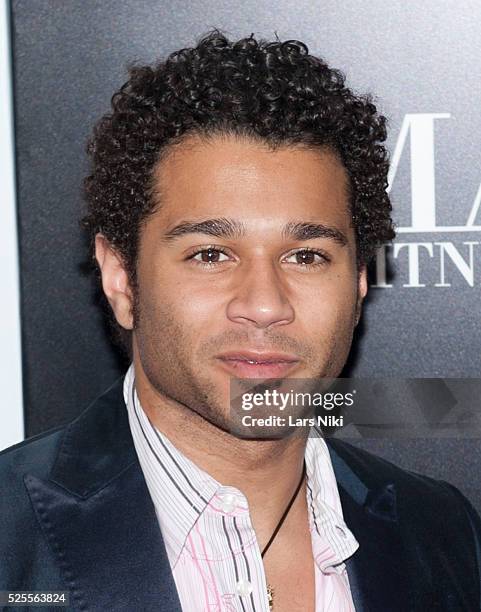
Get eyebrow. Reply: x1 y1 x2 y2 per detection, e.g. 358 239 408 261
162 217 347 246
162 218 245 242
281 221 347 246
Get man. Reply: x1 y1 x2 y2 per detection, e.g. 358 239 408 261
1 30 480 612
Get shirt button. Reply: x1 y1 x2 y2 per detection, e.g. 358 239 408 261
219 492 238 513
235 578 253 597
336 525 347 538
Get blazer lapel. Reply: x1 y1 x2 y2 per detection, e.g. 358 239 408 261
326 438 412 612
24 376 182 612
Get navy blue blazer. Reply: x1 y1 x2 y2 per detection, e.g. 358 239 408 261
1 375 480 611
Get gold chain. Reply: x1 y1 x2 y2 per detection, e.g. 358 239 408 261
266 583 274 610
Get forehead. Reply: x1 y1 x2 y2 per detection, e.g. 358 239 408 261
150 134 351 229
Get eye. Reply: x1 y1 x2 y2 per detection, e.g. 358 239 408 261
188 247 232 267
284 248 330 267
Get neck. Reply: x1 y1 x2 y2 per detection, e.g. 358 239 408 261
132 353 309 550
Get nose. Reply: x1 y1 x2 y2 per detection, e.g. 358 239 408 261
226 259 295 329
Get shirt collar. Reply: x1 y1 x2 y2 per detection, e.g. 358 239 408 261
124 363 358 570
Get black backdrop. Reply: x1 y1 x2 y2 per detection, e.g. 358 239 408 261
10 0 481 509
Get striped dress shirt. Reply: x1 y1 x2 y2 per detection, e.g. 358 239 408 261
124 363 359 611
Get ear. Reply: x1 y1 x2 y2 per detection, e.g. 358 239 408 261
94 233 134 330
355 264 368 326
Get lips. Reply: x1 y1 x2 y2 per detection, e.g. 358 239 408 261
215 351 300 378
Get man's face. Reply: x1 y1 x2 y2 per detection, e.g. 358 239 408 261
103 134 367 431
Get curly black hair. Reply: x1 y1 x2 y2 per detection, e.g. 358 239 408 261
81 29 395 359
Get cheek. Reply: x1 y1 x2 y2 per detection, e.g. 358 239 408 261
299 271 358 321
141 264 223 331
175 284 224 327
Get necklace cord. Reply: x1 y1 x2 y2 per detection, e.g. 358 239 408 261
261 459 306 559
